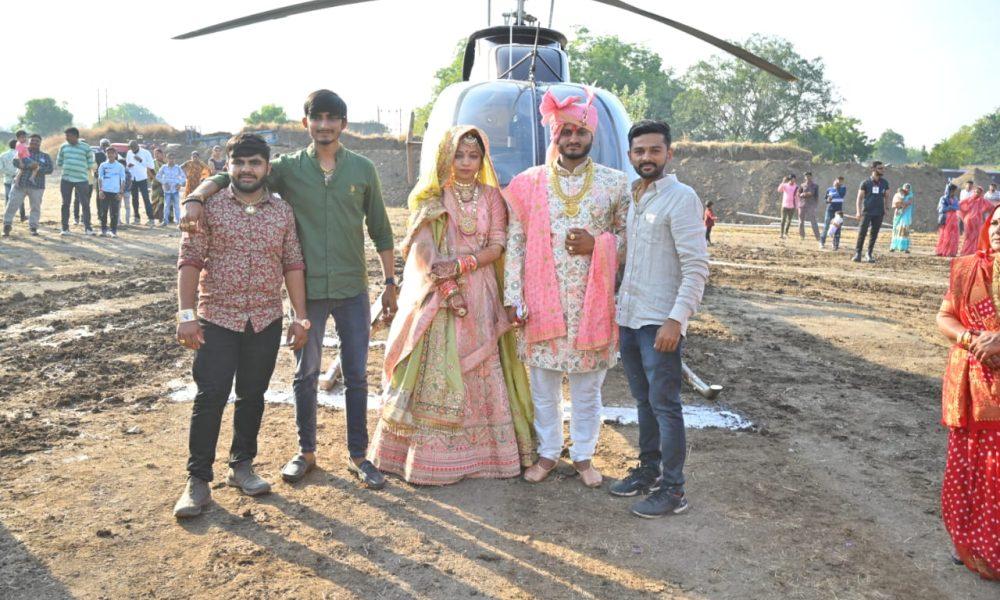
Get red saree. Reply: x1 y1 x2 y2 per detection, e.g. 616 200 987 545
935 210 960 257
940 206 1000 579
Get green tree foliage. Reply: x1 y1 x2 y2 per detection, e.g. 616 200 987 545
566 28 683 123
970 108 1000 165
789 114 872 163
103 103 165 126
906 146 929 164
245 104 291 125
18 98 73 136
611 83 650 122
871 129 908 165
413 40 465 135
672 35 836 142
928 126 974 169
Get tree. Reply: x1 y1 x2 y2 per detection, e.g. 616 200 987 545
611 83 650 122
871 129 908 165
350 120 391 136
970 108 1000 165
245 104 291 125
413 40 465 135
788 114 872 163
905 145 929 164
672 35 836 142
566 28 683 123
18 98 73 136
928 126 974 169
102 103 165 126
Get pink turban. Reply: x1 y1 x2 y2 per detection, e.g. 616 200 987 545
539 88 598 162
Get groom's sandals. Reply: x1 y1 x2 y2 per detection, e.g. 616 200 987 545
281 454 315 483
523 459 557 483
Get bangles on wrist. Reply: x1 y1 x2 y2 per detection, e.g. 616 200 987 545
959 329 981 349
438 279 460 299
457 255 478 274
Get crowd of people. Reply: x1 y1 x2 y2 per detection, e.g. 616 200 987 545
170 89 708 525
934 180 1000 258
0 130 229 238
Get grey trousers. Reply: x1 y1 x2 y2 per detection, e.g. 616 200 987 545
3 184 43 229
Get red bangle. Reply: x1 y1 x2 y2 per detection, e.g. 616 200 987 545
439 279 459 298
457 255 478 274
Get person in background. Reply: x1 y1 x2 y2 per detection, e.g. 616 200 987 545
97 146 127 237
704 200 716 246
889 183 914 253
936 184 961 257
207 145 227 175
960 180 975 202
796 171 820 242
156 152 186 227
151 147 166 223
182 151 211 197
12 130 34 185
959 186 993 256
853 161 889 263
56 127 96 235
0 139 25 223
820 176 847 250
826 211 845 251
777 174 798 239
126 140 156 226
120 151 133 227
2 134 53 237
986 183 1000 207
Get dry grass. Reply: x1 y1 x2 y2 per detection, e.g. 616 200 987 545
40 122 186 155
674 140 812 161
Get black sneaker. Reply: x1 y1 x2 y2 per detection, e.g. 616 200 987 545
609 463 661 497
851 252 861 262
347 459 386 490
631 488 689 518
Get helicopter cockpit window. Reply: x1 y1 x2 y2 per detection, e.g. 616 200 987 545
456 83 539 186
494 47 564 82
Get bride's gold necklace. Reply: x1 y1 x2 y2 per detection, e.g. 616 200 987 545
452 179 480 235
550 160 594 218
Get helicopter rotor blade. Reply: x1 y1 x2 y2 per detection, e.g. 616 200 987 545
588 0 797 81
173 0 377 40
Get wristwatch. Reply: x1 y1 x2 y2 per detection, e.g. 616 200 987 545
177 309 197 323
293 318 311 331
385 277 397 286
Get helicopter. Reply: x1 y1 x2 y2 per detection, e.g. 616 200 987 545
175 0 796 186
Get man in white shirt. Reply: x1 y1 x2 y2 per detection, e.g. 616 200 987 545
611 119 709 519
125 140 156 226
959 180 975 202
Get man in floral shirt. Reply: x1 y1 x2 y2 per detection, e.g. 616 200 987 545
172 133 309 518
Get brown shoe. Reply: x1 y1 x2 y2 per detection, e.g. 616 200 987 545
523 459 557 483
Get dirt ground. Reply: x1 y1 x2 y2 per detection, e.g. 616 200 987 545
1 191 998 599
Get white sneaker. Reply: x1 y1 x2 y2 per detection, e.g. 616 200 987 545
818 243 824 250
60 229 70 236
85 229 95 236
110 232 118 238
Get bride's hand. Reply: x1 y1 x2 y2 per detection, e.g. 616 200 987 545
429 260 458 282
450 292 468 317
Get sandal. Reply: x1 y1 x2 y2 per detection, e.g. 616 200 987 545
574 463 603 488
523 459 557 483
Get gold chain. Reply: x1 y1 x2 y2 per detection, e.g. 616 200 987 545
550 160 594 218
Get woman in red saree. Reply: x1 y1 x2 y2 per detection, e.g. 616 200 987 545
935 203 1000 579
367 126 534 485
958 186 992 256
935 184 960 257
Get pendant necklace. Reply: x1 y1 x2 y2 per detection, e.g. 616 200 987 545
452 180 480 235
550 160 594 218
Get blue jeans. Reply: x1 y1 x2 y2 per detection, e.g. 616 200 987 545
162 191 180 224
293 293 371 457
620 325 686 491
820 203 842 248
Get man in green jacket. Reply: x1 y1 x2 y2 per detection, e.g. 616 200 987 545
181 90 396 490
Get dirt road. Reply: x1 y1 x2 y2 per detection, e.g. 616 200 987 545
1 196 996 599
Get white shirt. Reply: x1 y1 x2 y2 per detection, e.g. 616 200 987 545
125 148 155 181
960 189 973 201
616 173 710 336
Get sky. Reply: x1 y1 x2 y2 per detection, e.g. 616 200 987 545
4 0 998 148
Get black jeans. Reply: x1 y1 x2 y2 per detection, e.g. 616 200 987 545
60 179 91 230
97 192 120 233
130 179 153 221
855 213 884 255
187 319 282 482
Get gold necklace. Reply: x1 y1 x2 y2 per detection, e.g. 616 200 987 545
452 182 480 235
550 160 594 218
234 189 268 215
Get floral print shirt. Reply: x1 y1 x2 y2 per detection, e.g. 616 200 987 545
504 158 629 373
178 187 305 333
